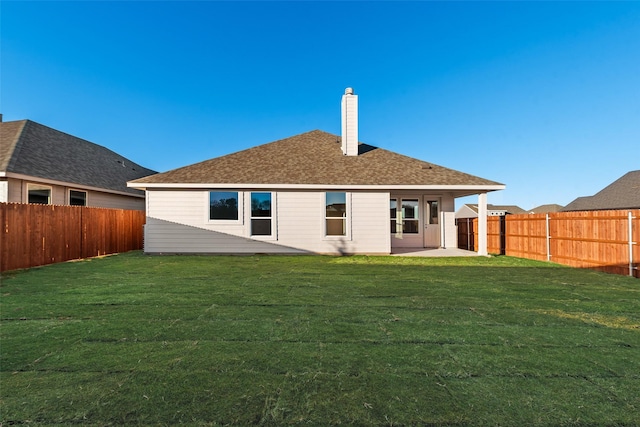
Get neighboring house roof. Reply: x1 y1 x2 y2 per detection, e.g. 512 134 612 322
456 203 525 218
563 170 640 212
527 204 564 214
1 119 156 196
130 130 503 190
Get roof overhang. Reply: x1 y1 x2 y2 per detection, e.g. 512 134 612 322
128 181 505 195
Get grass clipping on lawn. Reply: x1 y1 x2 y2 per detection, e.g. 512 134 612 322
1 252 639 426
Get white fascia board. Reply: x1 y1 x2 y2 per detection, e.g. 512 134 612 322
6 172 146 198
129 182 506 192
0 172 6 177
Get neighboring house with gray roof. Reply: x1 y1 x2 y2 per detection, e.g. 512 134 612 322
129 89 505 255
455 204 525 220
562 170 640 212
0 118 156 210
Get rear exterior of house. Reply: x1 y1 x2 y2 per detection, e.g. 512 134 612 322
130 89 505 255
142 187 458 254
0 119 156 210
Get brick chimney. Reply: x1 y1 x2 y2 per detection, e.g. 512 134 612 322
341 88 358 156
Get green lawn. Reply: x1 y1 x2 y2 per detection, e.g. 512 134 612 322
1 252 639 426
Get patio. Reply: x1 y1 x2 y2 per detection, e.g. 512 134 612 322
391 247 479 257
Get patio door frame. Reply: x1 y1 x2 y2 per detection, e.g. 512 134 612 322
390 194 442 249
423 197 441 248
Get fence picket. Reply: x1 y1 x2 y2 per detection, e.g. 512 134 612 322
1 203 145 272
461 209 640 278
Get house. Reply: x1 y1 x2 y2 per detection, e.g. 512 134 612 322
0 118 156 210
563 170 640 212
527 204 563 214
455 204 525 220
128 89 505 255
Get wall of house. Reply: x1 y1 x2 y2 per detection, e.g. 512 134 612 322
390 192 457 250
441 195 458 249
143 189 391 254
2 177 145 210
0 180 8 202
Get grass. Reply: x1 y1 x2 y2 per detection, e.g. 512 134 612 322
1 252 639 426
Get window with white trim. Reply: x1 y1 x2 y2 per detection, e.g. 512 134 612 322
27 183 52 204
390 198 419 234
209 191 239 221
325 192 347 236
69 190 87 206
250 192 272 236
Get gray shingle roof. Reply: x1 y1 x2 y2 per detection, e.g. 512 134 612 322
131 130 503 187
562 170 640 211
1 120 156 196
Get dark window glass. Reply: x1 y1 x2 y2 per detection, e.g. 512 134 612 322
70 190 87 206
210 191 238 220
251 192 272 236
28 185 51 204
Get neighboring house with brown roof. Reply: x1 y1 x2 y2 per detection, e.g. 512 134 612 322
455 204 525 220
0 118 156 210
129 89 505 255
527 204 564 214
562 170 640 212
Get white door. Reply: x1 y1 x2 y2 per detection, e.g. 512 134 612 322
423 199 441 248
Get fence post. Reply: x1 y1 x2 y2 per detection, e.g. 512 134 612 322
546 213 551 262
630 211 636 277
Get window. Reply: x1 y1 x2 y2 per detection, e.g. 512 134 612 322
27 184 51 204
427 200 438 224
209 191 239 220
325 192 346 236
69 190 87 206
390 198 419 234
390 199 398 233
402 199 419 233
251 192 272 236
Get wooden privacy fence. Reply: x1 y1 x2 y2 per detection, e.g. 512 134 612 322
460 210 639 278
0 203 146 272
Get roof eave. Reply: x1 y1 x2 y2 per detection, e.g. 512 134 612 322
127 181 506 193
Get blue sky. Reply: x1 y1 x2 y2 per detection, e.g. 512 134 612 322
2 1 639 210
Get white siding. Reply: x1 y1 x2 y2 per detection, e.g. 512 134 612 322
144 218 305 254
276 191 324 251
0 181 7 202
88 191 145 210
4 177 145 210
145 189 392 254
350 192 390 253
440 195 457 249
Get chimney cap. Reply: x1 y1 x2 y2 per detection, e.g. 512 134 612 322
344 87 354 95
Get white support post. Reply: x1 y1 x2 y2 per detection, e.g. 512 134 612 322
478 193 488 256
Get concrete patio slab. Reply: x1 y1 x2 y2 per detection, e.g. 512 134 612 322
391 247 479 257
